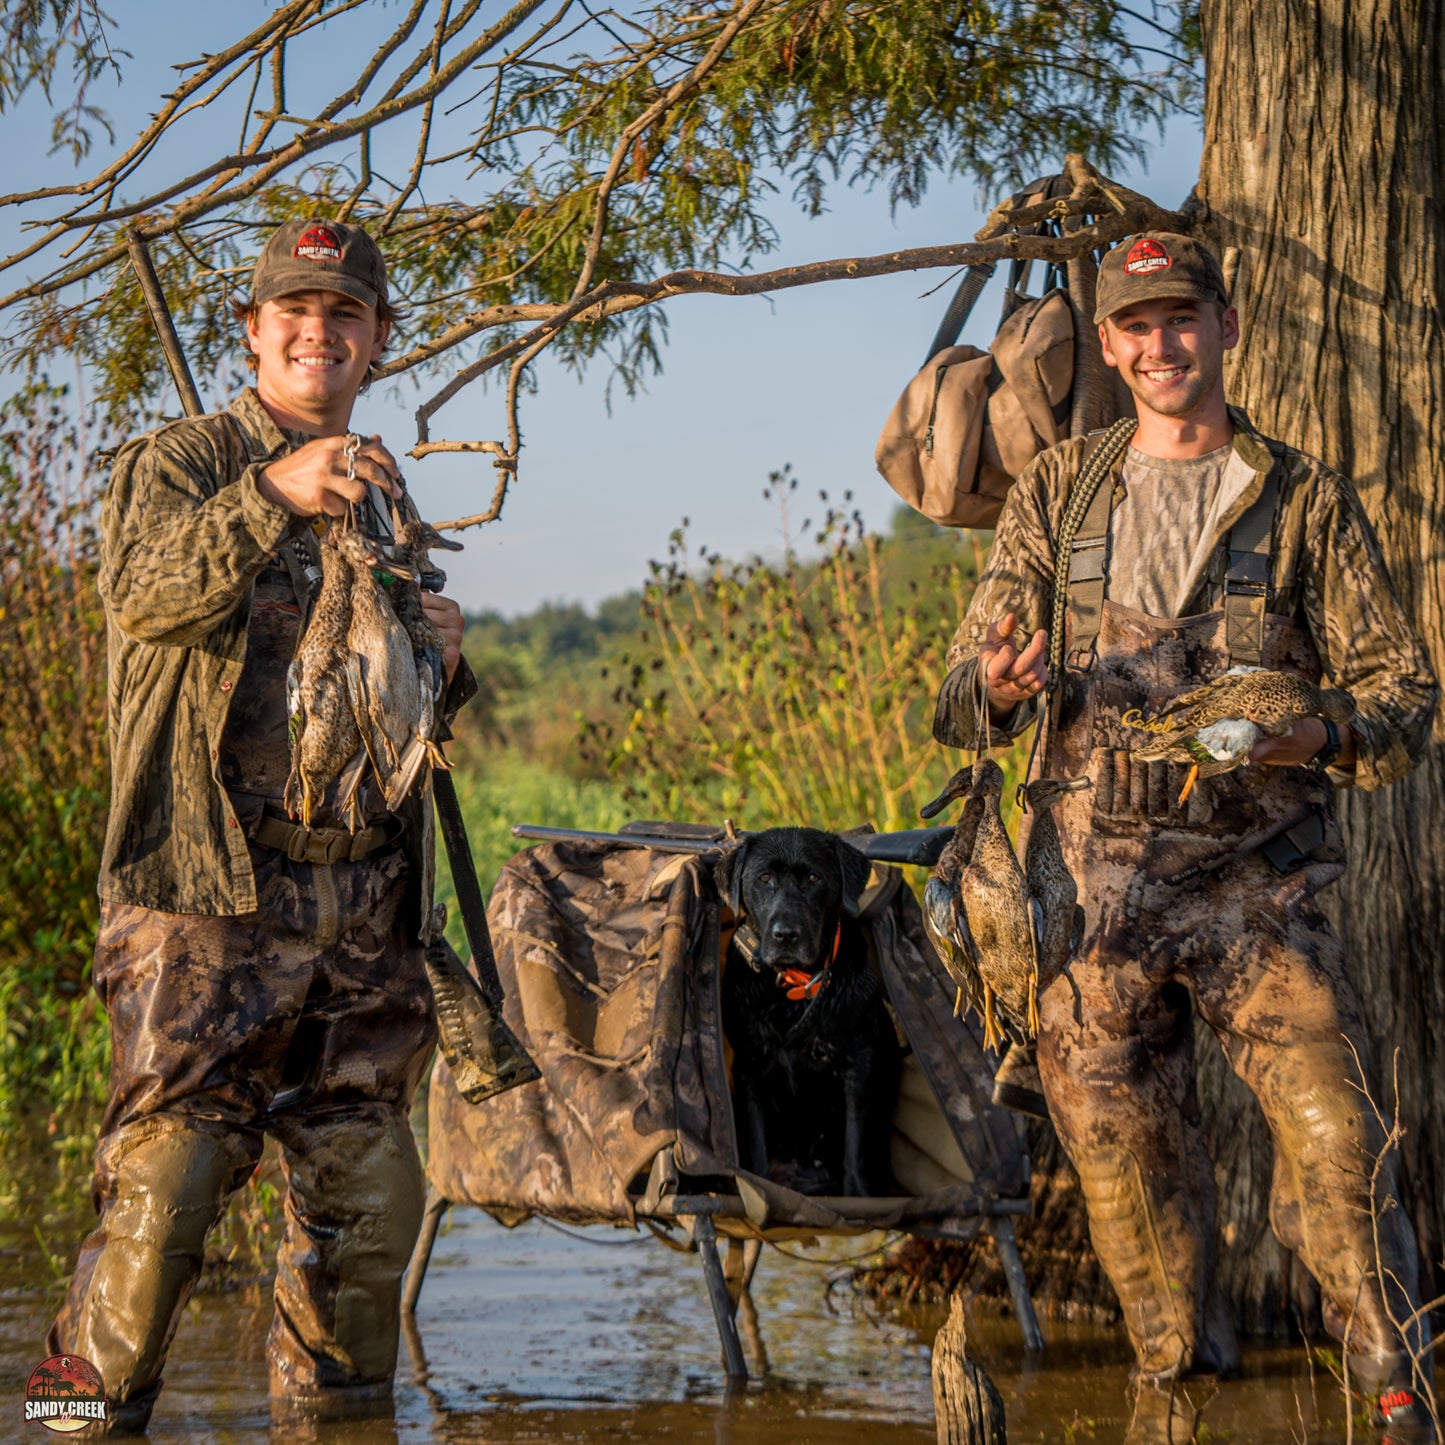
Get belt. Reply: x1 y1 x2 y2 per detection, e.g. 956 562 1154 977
253 810 397 865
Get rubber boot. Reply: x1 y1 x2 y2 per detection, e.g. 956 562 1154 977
1269 1075 1428 1368
1074 1145 1236 1382
266 1112 425 1419
50 1123 250 1435
1123 1379 1207 1445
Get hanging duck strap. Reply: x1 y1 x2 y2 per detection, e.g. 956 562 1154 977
1050 418 1138 679
1016 416 1137 791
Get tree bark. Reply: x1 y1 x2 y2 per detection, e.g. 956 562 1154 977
1193 0 1445 1327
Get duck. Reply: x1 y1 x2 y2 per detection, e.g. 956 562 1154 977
334 523 434 812
1021 776 1090 993
1133 666 1355 804
919 759 993 1025
388 515 464 770
284 533 367 828
920 758 1037 1052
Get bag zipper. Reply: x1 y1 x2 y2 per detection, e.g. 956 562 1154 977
924 358 952 455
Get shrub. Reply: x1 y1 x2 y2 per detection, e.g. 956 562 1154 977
594 476 1026 834
0 382 112 1127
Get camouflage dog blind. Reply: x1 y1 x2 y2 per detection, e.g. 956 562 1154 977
425 837 1028 1234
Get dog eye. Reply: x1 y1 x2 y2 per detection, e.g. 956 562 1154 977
806 872 822 886
758 872 773 887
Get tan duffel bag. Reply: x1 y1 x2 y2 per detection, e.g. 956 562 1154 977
875 288 1074 529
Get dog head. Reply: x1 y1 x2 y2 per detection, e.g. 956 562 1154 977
714 827 873 972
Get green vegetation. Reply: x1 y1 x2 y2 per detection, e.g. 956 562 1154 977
0 384 111 1141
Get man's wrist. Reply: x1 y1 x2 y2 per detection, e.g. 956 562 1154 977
1306 717 1343 773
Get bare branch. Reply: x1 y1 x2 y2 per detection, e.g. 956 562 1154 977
391 189 1189 405
0 0 557 305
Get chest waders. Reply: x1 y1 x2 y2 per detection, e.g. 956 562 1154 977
1032 425 1428 1394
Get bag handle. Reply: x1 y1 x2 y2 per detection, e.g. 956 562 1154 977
925 261 997 362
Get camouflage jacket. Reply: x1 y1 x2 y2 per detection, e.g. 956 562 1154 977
98 387 477 929
934 407 1437 791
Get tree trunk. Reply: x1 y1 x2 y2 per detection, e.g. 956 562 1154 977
1193 0 1445 1328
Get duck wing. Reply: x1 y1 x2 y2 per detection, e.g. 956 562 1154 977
922 876 984 1007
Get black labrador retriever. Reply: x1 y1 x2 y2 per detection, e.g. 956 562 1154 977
716 828 900 1198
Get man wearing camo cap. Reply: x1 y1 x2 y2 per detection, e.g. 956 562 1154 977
934 232 1438 1438
48 217 476 1431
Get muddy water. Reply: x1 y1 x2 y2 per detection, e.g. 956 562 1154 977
2 1172 1362 1442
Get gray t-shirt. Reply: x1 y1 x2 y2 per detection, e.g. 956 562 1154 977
1108 443 1235 618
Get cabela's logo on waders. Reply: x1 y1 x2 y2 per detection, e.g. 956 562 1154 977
23 1355 107 1433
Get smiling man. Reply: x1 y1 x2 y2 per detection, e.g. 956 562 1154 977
47 218 475 1433
932 234 1438 1437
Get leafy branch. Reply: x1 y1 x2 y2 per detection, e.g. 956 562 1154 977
0 1 1200 524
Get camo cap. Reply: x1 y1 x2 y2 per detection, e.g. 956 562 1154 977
252 217 388 310
1094 232 1228 325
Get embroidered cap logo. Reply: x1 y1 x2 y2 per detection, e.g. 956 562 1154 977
293 224 343 263
1123 237 1172 276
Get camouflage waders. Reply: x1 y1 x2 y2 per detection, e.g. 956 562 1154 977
1038 598 1427 1389
48 840 436 1432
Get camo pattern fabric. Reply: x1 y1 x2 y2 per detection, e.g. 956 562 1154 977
934 406 1438 791
425 839 1028 1229
96 385 476 934
1032 603 1425 1380
50 840 436 1410
1037 846 1423 1380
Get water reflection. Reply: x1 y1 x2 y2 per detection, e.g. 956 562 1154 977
1 1189 1363 1442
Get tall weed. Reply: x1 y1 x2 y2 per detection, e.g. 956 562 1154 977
0 382 112 1132
595 477 1025 833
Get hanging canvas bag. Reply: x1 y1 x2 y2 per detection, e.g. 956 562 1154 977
874 172 1124 529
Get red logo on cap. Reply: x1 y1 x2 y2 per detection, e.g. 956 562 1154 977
293 225 342 263
1123 238 1172 276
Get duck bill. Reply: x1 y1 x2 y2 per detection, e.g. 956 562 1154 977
920 769 973 819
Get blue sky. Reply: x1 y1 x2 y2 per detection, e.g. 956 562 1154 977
1 5 1204 616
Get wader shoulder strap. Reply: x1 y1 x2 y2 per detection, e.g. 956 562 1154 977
1046 416 1137 681
224 411 323 622
1222 441 1285 666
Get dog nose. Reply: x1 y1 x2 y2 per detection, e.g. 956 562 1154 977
769 921 801 947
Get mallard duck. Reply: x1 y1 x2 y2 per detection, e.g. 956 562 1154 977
919 759 993 1024
1134 666 1355 804
284 534 366 828
1022 776 1090 992
334 523 433 811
